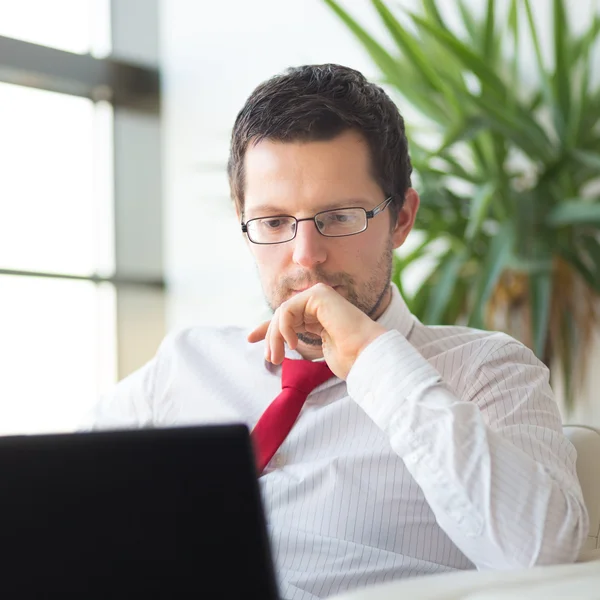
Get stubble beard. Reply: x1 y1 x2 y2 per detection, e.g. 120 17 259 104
264 242 394 347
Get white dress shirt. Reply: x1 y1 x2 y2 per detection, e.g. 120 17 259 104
88 284 589 600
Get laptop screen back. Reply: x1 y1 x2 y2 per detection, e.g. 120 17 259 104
0 424 279 599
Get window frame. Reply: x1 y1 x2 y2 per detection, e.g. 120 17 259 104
0 0 164 382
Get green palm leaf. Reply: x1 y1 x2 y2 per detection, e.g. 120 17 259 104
424 249 469 323
483 0 496 60
468 222 515 328
547 200 600 227
408 12 506 97
552 0 570 138
530 270 553 359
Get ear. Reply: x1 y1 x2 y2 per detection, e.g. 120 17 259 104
391 188 420 250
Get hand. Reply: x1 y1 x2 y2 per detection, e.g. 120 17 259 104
247 283 387 380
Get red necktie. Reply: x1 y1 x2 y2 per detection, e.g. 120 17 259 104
252 358 334 474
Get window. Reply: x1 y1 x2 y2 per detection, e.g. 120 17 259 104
0 276 116 434
0 83 114 276
0 1 163 434
0 0 110 55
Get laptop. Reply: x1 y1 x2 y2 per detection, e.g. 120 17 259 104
0 424 280 599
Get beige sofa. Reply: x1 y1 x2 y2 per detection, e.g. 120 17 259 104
564 425 600 554
331 426 600 600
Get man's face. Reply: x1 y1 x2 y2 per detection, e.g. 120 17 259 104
241 129 417 345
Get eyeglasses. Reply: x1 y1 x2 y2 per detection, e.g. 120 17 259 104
241 197 393 245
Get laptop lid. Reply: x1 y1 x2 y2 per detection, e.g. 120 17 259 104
0 424 279 599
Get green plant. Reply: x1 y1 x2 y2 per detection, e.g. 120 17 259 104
324 0 600 410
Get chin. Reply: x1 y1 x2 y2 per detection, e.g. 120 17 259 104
297 332 323 346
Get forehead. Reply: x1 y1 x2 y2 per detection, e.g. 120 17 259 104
243 130 381 215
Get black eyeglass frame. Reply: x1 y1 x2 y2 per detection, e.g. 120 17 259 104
241 196 394 245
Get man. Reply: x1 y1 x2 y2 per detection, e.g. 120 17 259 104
90 64 588 599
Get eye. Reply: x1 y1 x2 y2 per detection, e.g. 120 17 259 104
323 211 352 224
263 219 283 229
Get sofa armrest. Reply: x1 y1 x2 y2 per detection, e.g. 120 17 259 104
577 548 600 563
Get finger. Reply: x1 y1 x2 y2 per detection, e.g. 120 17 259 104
265 312 275 363
279 309 299 351
270 310 287 365
304 313 325 337
281 295 321 346
248 321 270 343
321 329 332 353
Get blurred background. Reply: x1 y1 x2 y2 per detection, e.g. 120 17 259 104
1 0 599 435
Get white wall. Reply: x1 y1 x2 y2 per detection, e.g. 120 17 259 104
159 0 600 424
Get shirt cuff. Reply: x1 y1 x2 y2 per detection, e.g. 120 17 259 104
346 329 444 434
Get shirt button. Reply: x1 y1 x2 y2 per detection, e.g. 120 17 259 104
271 454 284 467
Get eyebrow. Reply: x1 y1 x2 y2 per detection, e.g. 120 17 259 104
245 198 371 218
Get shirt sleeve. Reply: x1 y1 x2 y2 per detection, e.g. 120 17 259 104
79 357 157 431
346 329 589 569
78 332 171 431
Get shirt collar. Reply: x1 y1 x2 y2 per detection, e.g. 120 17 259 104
375 282 415 340
265 283 415 370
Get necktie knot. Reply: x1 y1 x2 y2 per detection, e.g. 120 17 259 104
281 357 334 395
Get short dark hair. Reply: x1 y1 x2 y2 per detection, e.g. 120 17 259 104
227 64 412 223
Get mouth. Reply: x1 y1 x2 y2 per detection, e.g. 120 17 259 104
291 285 342 296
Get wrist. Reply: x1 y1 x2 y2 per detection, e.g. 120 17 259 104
357 323 388 358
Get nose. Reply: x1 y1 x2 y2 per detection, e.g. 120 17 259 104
291 219 327 269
